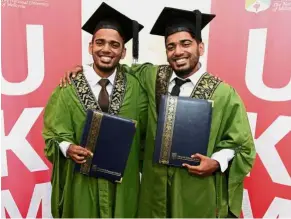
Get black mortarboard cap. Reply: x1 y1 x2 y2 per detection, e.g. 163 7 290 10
150 7 215 41
82 2 144 62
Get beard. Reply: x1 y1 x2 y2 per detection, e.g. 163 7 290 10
174 62 198 77
92 51 122 74
97 64 116 73
168 49 200 78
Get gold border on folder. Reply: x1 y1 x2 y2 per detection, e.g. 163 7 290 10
159 96 178 165
80 111 103 175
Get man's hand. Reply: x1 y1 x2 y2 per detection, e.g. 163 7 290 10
59 65 83 87
182 153 220 176
67 144 93 164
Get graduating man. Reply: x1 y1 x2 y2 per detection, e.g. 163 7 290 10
42 2 147 218
131 7 256 218
60 7 256 218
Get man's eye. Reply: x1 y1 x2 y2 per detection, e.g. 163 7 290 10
95 41 103 45
111 43 120 48
167 45 174 51
183 42 191 47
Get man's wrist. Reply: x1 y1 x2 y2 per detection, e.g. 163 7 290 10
212 159 221 173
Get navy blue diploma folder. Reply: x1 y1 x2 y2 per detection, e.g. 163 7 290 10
75 109 137 183
154 95 213 167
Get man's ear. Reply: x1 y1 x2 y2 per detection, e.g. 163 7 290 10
88 42 93 55
121 47 126 59
198 42 205 56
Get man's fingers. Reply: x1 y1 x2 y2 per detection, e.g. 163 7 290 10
64 76 69 87
189 169 203 176
71 70 79 78
74 147 93 157
69 145 93 157
73 158 87 164
76 65 83 72
182 163 201 171
74 154 85 160
65 71 72 84
182 164 204 176
60 71 68 86
84 149 94 157
75 148 89 156
71 66 82 78
191 153 206 160
59 76 66 88
73 154 85 161
182 163 191 168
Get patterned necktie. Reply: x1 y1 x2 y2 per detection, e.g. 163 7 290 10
170 77 191 96
98 79 110 112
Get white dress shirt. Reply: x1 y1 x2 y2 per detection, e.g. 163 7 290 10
168 63 234 172
59 64 116 157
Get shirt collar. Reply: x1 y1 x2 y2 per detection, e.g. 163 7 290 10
83 64 116 86
170 62 205 86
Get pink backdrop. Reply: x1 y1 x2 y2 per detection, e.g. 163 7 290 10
208 0 291 217
1 0 81 217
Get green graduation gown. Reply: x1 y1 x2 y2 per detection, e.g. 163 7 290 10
132 63 256 218
42 64 148 218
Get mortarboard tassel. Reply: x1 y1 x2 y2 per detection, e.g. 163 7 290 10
132 20 139 64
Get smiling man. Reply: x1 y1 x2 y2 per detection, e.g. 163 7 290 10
132 7 256 218
42 2 147 218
